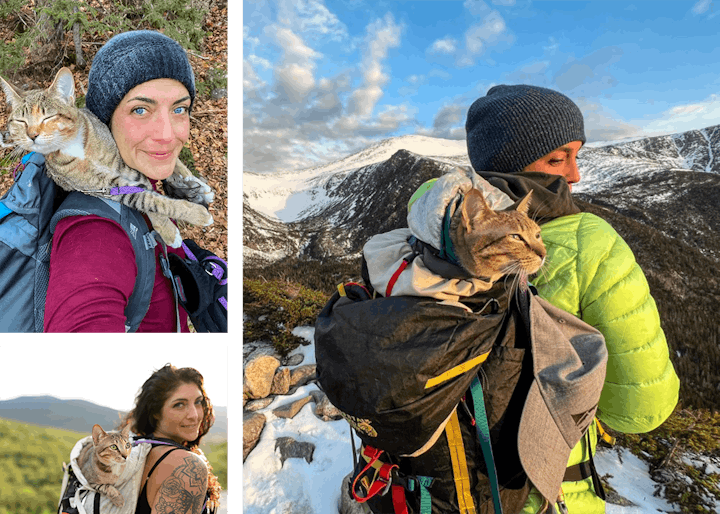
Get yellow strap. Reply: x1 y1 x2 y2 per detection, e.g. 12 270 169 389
425 351 491 389
595 417 616 445
338 283 347 297
446 410 476 514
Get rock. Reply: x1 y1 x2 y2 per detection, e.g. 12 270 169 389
270 367 291 395
290 364 316 388
339 472 370 514
275 436 315 464
244 355 281 399
283 353 305 367
211 87 228 100
315 394 343 421
243 412 266 461
244 397 274 412
273 396 312 419
309 390 324 404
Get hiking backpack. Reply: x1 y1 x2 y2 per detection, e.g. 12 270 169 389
0 152 156 332
314 277 609 514
58 435 217 514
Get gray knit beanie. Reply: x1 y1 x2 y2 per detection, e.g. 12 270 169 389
86 30 196 125
465 85 585 173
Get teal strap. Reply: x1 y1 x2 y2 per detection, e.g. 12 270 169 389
470 375 503 514
417 476 433 514
0 201 12 221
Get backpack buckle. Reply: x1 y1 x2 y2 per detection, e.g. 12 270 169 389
351 446 399 503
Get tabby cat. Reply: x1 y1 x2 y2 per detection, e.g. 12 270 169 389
76 423 132 508
0 67 213 248
450 188 546 283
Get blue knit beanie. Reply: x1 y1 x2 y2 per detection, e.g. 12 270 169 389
465 85 585 173
86 30 196 125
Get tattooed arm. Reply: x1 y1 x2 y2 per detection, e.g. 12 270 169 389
151 453 208 514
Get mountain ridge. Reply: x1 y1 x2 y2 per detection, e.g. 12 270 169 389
0 395 228 439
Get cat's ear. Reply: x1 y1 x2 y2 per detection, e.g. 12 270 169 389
121 423 131 438
515 190 533 216
91 424 106 445
0 76 24 110
48 67 75 105
460 188 494 232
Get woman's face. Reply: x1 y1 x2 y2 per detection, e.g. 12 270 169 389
110 78 191 181
522 140 583 190
154 382 205 444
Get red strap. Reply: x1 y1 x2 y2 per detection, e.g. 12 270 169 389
351 446 398 503
385 259 410 297
392 484 409 514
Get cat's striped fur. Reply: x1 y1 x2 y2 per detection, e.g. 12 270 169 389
77 424 132 508
451 188 546 283
0 67 212 248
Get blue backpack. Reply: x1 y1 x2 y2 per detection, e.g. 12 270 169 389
0 152 157 332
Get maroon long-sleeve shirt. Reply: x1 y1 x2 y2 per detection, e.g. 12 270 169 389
44 211 190 333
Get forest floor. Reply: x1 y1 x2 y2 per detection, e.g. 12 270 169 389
0 0 228 259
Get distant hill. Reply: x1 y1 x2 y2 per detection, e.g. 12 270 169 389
0 395 227 439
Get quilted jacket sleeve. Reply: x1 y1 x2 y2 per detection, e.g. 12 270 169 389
534 212 679 434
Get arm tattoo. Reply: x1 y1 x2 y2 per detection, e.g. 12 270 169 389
153 456 208 514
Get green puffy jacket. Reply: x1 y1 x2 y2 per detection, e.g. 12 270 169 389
520 211 680 514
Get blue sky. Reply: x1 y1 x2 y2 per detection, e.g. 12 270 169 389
242 0 720 173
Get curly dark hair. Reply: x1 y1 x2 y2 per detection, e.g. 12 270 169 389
123 364 221 508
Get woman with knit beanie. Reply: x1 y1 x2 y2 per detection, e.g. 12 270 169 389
463 85 679 513
43 30 213 332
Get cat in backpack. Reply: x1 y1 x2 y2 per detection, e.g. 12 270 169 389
76 424 132 508
0 66 213 248
450 188 546 284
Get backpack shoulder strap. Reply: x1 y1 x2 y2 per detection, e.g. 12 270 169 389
49 192 156 332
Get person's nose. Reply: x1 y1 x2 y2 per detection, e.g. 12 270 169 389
566 159 580 186
151 110 174 142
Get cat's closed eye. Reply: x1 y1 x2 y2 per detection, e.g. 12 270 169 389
509 234 523 241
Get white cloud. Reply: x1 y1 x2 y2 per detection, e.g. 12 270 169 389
244 59 265 91
294 0 349 41
248 54 272 70
274 26 321 63
429 37 458 54
692 0 712 14
269 27 321 103
458 6 511 66
429 69 453 80
491 0 515 5
642 94 720 135
276 64 316 102
346 13 402 118
464 0 492 17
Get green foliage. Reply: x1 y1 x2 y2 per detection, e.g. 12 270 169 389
0 0 25 18
0 0 208 78
204 441 227 489
196 66 227 99
178 145 199 177
141 0 207 51
616 409 720 513
244 278 329 356
0 417 84 514
0 28 33 79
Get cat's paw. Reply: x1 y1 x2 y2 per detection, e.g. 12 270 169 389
109 494 125 508
184 175 215 205
184 202 213 227
163 173 215 208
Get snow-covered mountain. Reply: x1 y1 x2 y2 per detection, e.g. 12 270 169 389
243 126 720 266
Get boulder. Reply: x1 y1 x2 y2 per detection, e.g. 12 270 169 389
290 364 316 388
243 412 266 461
270 367 291 395
273 396 312 419
244 355 281 399
275 436 315 465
